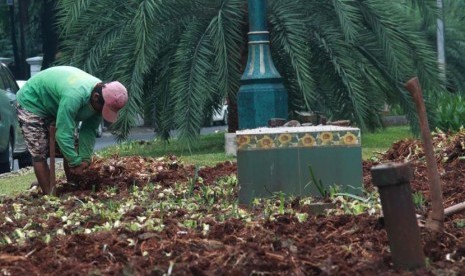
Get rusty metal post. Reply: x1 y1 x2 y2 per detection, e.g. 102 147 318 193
371 162 425 270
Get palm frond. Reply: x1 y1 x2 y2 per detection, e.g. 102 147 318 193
330 0 361 43
170 20 216 149
55 0 450 141
56 0 93 35
268 0 317 111
208 0 246 102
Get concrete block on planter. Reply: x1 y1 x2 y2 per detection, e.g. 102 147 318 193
225 133 237 156
26 56 43 77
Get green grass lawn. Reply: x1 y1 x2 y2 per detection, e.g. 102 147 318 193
361 125 413 160
0 126 412 197
98 132 235 167
0 171 37 197
98 126 413 162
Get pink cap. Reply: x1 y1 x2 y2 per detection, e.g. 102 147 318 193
102 81 128 123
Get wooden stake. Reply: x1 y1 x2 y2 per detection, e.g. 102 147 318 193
405 77 444 232
49 124 56 195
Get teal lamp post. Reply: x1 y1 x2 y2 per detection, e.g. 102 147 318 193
237 0 288 129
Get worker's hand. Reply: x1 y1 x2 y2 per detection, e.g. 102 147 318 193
69 162 89 175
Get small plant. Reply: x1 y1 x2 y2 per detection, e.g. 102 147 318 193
201 185 215 206
263 201 273 221
278 192 285 215
454 219 465 228
412 192 426 211
331 189 381 216
106 186 119 194
105 200 118 212
295 213 309 223
307 165 328 198
159 201 164 220
231 201 240 219
186 166 199 198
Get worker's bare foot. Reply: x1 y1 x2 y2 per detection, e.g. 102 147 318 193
49 186 57 196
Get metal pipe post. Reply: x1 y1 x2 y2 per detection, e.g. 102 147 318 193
371 162 425 270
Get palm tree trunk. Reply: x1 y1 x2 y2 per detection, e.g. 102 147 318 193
227 42 248 133
228 15 249 134
9 3 21 77
437 0 446 83
18 0 27 79
41 0 59 69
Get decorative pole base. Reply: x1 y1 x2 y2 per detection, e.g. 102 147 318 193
237 0 288 129
238 79 288 129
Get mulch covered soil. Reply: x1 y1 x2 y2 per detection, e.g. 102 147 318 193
2 132 465 275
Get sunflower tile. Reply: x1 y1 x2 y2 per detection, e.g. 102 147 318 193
236 125 360 151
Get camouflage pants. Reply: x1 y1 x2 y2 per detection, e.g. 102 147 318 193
16 104 51 162
16 105 80 163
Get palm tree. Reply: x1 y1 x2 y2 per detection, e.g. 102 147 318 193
429 0 465 92
55 0 443 146
41 0 59 69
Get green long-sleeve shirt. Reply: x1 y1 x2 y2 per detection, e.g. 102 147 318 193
17 66 102 167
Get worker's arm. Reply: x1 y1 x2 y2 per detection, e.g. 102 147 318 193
78 115 101 164
55 97 82 167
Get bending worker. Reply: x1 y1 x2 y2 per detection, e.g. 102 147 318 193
16 66 128 195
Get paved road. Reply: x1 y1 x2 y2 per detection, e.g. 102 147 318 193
10 125 228 172
96 125 228 150
94 127 155 150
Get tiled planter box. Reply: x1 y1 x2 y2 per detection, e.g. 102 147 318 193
236 126 363 204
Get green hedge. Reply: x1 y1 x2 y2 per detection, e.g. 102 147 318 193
436 92 465 132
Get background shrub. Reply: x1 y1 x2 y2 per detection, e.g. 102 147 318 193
436 92 465 132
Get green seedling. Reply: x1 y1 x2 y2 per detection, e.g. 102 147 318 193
186 166 199 198
279 192 285 215
412 192 426 211
307 165 328 198
454 219 465 228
